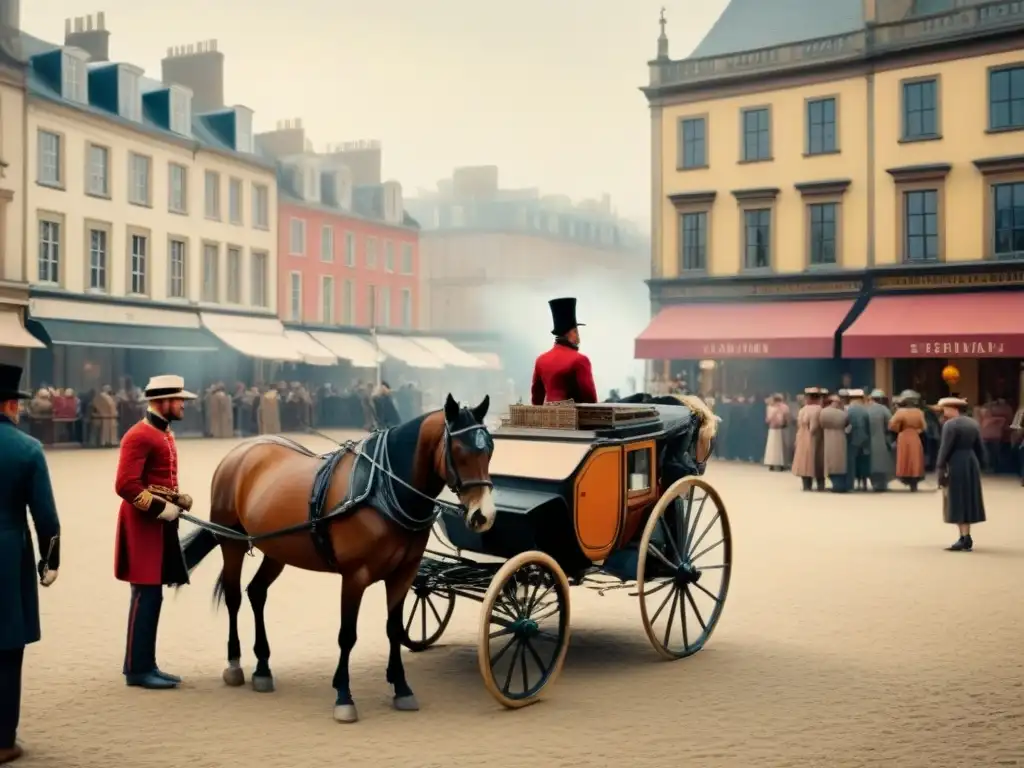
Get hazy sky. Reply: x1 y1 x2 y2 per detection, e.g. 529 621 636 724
23 1 728 224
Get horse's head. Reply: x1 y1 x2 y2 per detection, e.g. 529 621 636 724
436 393 496 534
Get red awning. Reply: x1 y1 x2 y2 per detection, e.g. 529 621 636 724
842 292 1024 358
635 300 853 359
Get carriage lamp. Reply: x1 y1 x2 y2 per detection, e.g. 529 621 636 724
942 364 960 386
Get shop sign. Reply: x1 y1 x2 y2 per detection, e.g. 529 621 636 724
907 340 1006 356
876 272 1024 291
702 342 771 356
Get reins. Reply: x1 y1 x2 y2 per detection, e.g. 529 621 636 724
181 420 490 547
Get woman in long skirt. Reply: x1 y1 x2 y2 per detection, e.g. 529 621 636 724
935 396 986 552
763 394 787 471
889 390 926 491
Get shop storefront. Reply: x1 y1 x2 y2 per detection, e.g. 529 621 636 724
0 294 45 373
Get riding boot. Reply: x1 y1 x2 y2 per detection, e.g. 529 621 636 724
801 477 812 491
124 585 175 688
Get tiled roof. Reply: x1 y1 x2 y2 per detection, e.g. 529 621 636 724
18 30 271 169
690 0 864 59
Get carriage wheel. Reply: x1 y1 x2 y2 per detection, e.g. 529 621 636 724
478 551 571 709
401 583 456 652
637 477 732 660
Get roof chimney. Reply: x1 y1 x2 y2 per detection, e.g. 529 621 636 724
64 12 110 62
161 38 225 113
0 0 19 31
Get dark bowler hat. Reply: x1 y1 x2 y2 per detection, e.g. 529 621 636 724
548 297 585 336
0 363 31 400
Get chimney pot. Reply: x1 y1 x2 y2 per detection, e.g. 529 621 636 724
74 16 84 32
65 18 71 34
211 39 218 52
86 14 93 31
187 43 194 54
98 11 105 30
166 46 173 57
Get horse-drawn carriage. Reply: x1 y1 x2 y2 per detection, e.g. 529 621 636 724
400 398 731 708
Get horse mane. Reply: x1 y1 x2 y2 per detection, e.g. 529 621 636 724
245 433 320 458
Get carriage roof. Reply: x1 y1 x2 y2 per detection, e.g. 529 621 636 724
492 402 695 447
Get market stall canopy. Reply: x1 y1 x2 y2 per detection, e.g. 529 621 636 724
200 312 303 362
282 331 337 366
473 352 504 370
29 298 218 351
635 300 855 359
376 334 446 369
414 337 487 368
0 306 45 348
308 331 383 368
842 292 1024 358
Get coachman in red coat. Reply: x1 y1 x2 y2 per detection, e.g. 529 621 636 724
531 297 598 405
114 374 196 690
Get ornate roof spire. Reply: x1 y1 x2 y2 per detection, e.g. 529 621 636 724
657 6 669 60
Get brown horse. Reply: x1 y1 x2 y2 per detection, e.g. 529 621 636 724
180 394 495 722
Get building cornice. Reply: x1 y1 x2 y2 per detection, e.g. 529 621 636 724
643 0 1024 102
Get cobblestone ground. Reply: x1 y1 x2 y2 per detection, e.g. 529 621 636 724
16 435 1024 768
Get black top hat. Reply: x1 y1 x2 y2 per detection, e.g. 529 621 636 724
0 363 31 401
548 297 585 336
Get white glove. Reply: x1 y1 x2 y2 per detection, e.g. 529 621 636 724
157 503 181 522
40 568 58 587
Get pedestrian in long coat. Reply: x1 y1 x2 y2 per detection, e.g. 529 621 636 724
820 395 849 492
889 390 926 491
792 387 825 491
0 364 61 763
214 388 233 438
763 394 787 471
866 389 894 491
935 397 986 551
257 389 281 434
846 389 871 491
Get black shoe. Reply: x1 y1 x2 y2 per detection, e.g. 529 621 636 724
125 672 178 689
154 668 182 684
947 536 972 552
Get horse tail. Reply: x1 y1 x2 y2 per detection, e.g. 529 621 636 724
212 569 226 609
181 527 219 573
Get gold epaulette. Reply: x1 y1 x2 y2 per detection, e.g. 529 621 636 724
132 490 155 511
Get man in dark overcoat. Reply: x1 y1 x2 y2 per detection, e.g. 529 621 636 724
0 364 61 764
531 297 597 405
113 375 196 690
845 389 872 491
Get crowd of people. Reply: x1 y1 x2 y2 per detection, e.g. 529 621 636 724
15 378 425 447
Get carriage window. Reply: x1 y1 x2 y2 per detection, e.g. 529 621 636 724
627 449 651 492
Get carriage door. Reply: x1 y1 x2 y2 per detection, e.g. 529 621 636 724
573 446 623 561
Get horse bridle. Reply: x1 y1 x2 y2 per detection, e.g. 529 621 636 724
442 421 495 499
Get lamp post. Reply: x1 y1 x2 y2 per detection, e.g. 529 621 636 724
369 286 381 389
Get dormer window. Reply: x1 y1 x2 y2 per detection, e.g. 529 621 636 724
233 106 253 153
61 49 89 104
169 87 192 136
304 166 319 201
117 65 143 122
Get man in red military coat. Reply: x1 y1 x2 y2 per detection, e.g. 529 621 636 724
114 374 196 690
531 297 598 405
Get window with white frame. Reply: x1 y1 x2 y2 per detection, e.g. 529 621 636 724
379 286 391 327
345 232 355 266
88 228 107 291
400 243 413 275
229 178 243 224
128 154 151 206
37 130 61 186
400 288 412 329
169 87 192 135
321 225 334 262
118 67 142 122
384 241 395 272
86 144 109 197
251 251 268 308
129 233 148 295
169 239 186 299
366 237 377 268
38 220 60 284
205 171 221 219
252 184 269 228
61 51 87 103
321 275 335 324
169 163 187 213
290 218 306 255
202 243 219 302
226 247 242 303
342 279 354 325
289 272 302 321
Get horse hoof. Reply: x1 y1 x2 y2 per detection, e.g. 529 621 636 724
393 694 420 712
333 704 359 723
251 675 275 693
222 665 245 687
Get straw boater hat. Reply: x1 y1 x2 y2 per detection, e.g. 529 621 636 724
838 388 849 397
937 396 968 408
143 374 196 401
847 388 865 398
870 389 886 399
804 386 820 395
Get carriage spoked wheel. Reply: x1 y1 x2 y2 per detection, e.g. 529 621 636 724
637 477 732 660
478 551 571 709
401 581 456 652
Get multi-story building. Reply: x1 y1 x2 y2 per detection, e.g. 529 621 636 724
13 16 329 391
255 123 420 331
637 0 1024 404
407 166 649 334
